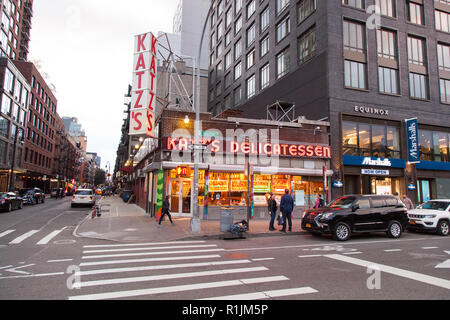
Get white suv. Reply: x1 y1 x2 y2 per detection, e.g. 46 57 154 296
407 200 450 236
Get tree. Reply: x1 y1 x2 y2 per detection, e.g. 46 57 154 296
94 168 106 186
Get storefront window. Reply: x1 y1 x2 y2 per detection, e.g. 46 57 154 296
419 130 450 162
342 121 400 159
207 172 230 206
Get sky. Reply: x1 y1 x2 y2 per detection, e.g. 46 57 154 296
28 0 178 172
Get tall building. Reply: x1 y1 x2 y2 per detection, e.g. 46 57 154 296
0 57 30 191
208 0 450 203
62 116 84 137
13 60 58 192
0 0 34 61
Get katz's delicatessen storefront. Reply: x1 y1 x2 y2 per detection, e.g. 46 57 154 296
135 110 332 220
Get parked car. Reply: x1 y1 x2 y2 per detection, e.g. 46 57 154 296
50 188 66 198
407 200 450 236
19 188 46 205
301 195 408 241
0 192 23 212
71 189 95 208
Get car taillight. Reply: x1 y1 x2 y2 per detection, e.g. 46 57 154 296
72 196 75 200
89 197 93 201
1 199 5 204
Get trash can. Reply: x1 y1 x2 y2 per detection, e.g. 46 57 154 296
220 207 234 232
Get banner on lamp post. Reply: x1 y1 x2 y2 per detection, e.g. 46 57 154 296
129 32 157 137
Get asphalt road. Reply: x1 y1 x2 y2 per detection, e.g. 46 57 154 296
0 200 449 302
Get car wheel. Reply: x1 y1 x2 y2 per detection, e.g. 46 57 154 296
19 202 23 209
7 203 12 212
333 222 351 241
387 221 403 239
437 220 449 237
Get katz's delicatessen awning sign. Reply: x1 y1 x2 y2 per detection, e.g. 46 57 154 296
129 32 157 137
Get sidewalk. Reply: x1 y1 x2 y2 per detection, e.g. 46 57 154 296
74 196 305 243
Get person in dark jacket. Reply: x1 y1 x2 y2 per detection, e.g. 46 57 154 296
159 196 174 225
280 189 294 232
268 193 277 231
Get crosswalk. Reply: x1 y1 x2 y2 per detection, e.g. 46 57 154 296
67 240 318 300
0 228 67 245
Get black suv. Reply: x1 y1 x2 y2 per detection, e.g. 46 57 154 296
301 195 408 241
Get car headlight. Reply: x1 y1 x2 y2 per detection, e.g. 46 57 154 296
321 212 335 219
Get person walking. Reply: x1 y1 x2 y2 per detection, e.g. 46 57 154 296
159 196 174 226
314 194 325 208
268 193 277 231
402 194 414 210
280 189 294 233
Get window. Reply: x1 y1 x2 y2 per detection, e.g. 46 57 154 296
0 140 6 164
419 130 450 162
260 35 269 57
440 78 450 104
247 24 256 46
235 15 242 34
260 7 269 32
409 73 428 100
378 67 399 95
276 48 290 78
225 51 232 70
437 43 450 71
377 29 397 60
435 10 450 33
298 27 316 64
342 0 364 9
234 61 242 80
4 68 14 94
234 38 242 59
407 1 424 25
1 94 11 115
217 21 223 40
375 0 395 17
225 8 232 29
234 86 242 106
342 121 400 158
246 74 256 98
260 63 270 90
277 0 290 14
298 0 316 24
246 49 255 69
0 116 9 138
344 60 367 90
235 0 242 14
276 16 290 42
343 20 365 53
247 0 256 20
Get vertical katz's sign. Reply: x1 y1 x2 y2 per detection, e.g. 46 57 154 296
406 118 420 164
129 32 157 137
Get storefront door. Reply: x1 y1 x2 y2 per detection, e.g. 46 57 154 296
169 178 193 216
417 180 431 203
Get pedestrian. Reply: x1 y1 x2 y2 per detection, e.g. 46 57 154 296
314 194 325 208
280 189 294 233
402 194 414 210
159 195 174 226
268 193 277 231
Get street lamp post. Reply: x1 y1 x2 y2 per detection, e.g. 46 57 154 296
190 3 215 233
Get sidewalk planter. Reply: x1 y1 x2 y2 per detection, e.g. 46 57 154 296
220 207 234 232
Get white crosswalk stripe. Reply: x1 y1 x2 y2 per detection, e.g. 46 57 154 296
1 229 66 246
68 241 319 300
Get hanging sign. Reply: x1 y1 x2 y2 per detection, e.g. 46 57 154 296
406 118 420 164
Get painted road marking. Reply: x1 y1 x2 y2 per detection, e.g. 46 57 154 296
0 272 64 280
36 230 64 245
325 254 450 290
422 247 439 250
75 267 268 288
343 252 363 255
199 287 318 300
0 230 15 238
47 259 74 263
68 276 289 300
83 241 206 248
298 255 323 258
77 260 252 276
251 258 275 262
79 254 222 267
83 244 217 254
9 230 40 244
384 249 403 252
82 248 225 260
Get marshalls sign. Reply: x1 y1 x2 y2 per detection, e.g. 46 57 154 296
129 32 157 137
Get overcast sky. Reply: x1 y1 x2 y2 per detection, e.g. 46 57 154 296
28 0 178 172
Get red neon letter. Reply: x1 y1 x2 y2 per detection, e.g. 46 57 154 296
137 34 147 51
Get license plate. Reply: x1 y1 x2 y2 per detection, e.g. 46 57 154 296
306 224 311 228
80 197 85 199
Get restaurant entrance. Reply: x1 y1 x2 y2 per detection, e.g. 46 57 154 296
169 178 193 216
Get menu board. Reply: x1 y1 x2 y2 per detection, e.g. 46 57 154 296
231 180 248 192
209 180 229 192
253 180 271 193
272 179 289 193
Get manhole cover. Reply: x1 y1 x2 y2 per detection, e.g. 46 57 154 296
224 253 249 260
53 239 77 245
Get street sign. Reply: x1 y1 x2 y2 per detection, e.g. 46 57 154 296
189 145 207 151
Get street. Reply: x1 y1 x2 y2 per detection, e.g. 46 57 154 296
0 201 449 301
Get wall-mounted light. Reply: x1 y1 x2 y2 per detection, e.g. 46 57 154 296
184 115 190 124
